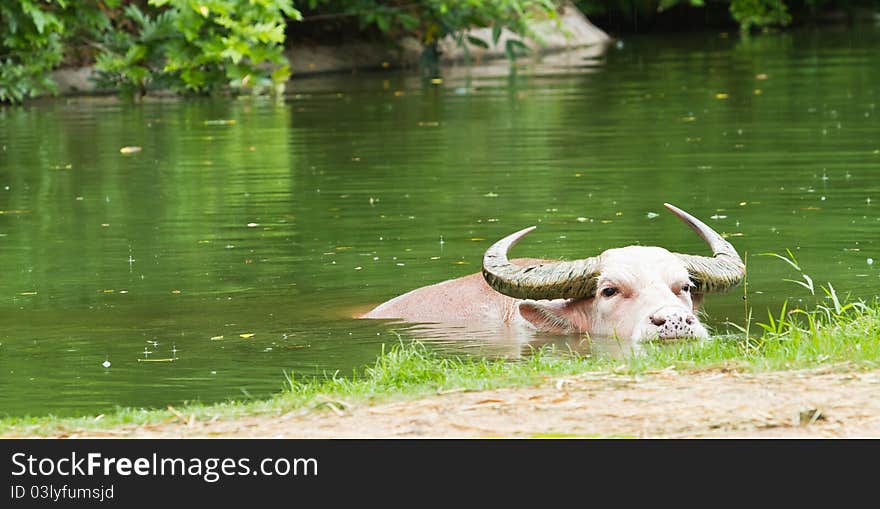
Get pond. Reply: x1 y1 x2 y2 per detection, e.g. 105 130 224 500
1 26 878 417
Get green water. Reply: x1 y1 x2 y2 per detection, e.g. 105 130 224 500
1 27 879 417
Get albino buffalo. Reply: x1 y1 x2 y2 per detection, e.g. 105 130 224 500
362 204 745 341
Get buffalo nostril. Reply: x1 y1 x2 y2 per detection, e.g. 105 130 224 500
650 315 666 326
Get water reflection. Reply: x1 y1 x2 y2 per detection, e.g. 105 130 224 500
398 320 693 360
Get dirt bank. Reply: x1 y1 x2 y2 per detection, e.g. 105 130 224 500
36 366 880 438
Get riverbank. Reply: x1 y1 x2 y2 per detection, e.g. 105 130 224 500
86 366 880 438
4 297 880 438
50 3 609 96
9 364 880 438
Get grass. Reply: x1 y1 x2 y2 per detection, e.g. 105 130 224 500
3 292 880 436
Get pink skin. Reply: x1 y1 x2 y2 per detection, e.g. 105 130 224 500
362 247 708 341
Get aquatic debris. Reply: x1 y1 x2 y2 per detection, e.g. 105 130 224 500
119 146 142 154
715 93 729 100
102 360 111 368
171 289 182 294
210 335 224 341
868 258 874 266
483 192 499 198
137 358 175 362
240 333 255 339
756 73 768 80
19 291 37 296
204 119 236 125
646 212 659 219
247 222 259 228
430 78 443 85
710 214 727 220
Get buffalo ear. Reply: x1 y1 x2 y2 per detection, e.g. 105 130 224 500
518 300 585 334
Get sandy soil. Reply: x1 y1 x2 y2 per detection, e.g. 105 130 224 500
48 365 880 438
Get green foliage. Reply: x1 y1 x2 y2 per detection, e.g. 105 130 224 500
2 0 875 103
0 1 66 102
1 0 299 101
307 0 556 44
578 0 874 32
0 1 112 102
1 0 555 102
149 0 299 94
93 4 178 96
730 0 792 31
94 0 299 96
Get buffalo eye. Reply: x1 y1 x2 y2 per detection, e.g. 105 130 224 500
681 283 692 293
600 287 618 298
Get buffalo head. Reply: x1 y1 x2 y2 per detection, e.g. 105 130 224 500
481 203 745 340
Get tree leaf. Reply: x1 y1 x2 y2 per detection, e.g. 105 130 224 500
467 35 489 49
